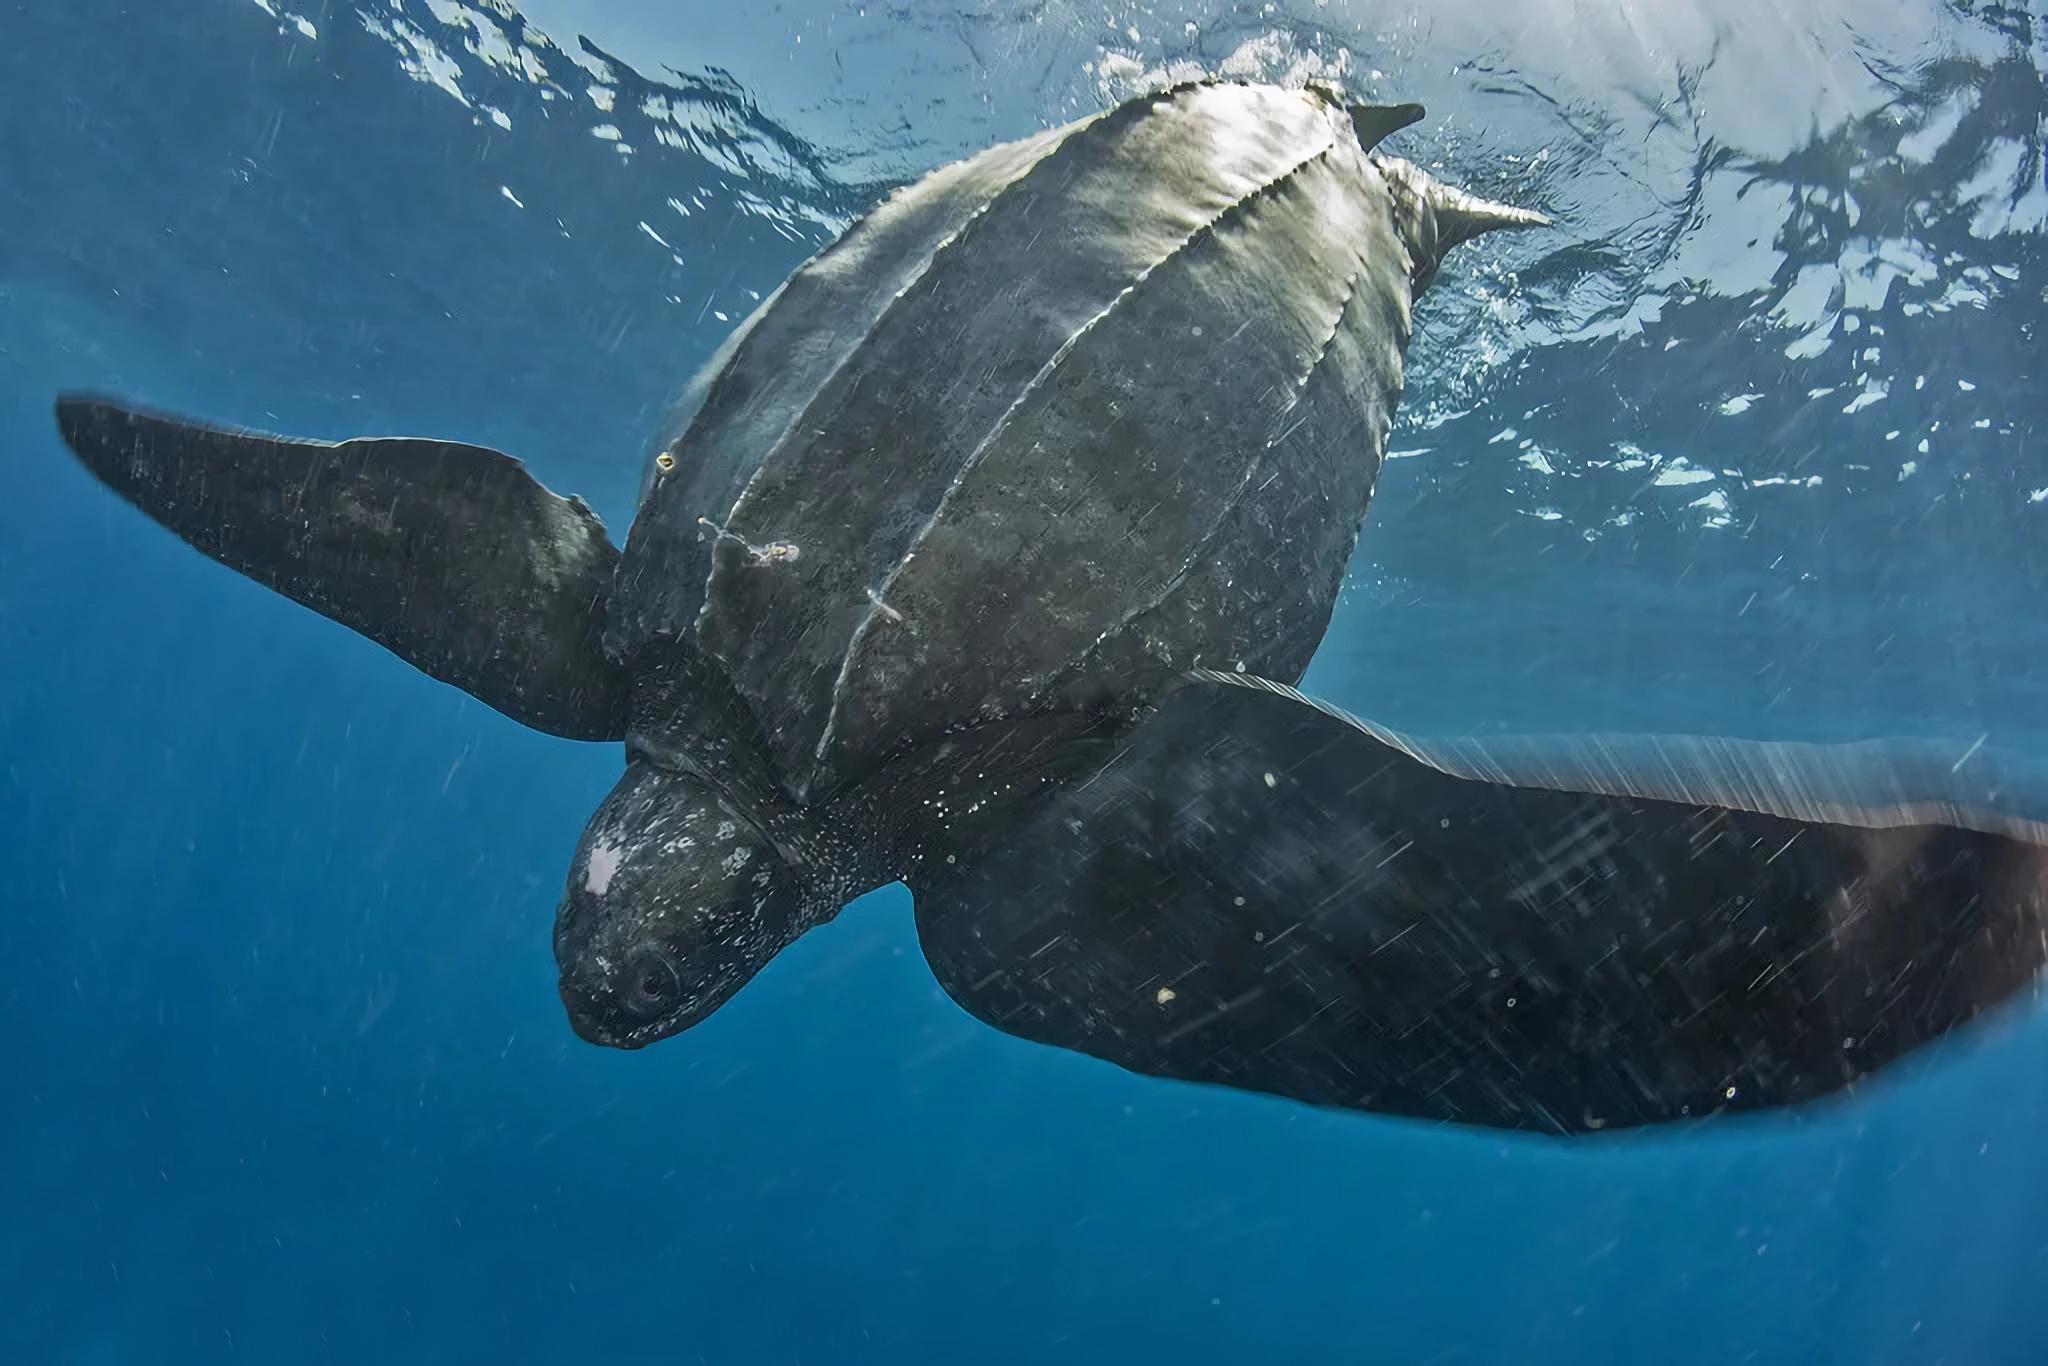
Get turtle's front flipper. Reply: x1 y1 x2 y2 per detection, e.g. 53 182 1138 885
54 395 631 740
907 673 2048 1135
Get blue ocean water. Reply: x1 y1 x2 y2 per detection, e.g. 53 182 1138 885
4 0 2046 1361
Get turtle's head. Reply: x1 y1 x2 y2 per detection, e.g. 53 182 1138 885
1373 155 1550 297
553 760 815 1048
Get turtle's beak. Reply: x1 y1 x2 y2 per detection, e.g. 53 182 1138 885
558 976 651 1049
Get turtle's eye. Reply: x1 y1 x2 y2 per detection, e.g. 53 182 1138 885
622 948 683 1020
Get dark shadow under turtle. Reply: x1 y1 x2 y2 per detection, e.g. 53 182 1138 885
53 80 2048 1135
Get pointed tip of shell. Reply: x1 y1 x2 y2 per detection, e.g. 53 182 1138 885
1486 202 1554 231
1433 182 1552 236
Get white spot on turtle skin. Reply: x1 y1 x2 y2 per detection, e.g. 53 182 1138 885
585 843 624 896
715 820 738 842
1262 772 1277 788
721 846 755 876
1155 987 1177 1005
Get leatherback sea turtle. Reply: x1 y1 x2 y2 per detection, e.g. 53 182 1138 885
56 80 2048 1134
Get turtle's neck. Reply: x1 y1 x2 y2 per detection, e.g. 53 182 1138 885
818 707 1127 897
622 638 760 770
625 636 1129 912
624 639 812 855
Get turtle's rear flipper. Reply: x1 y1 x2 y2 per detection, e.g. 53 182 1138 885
54 394 631 740
908 673 2048 1135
